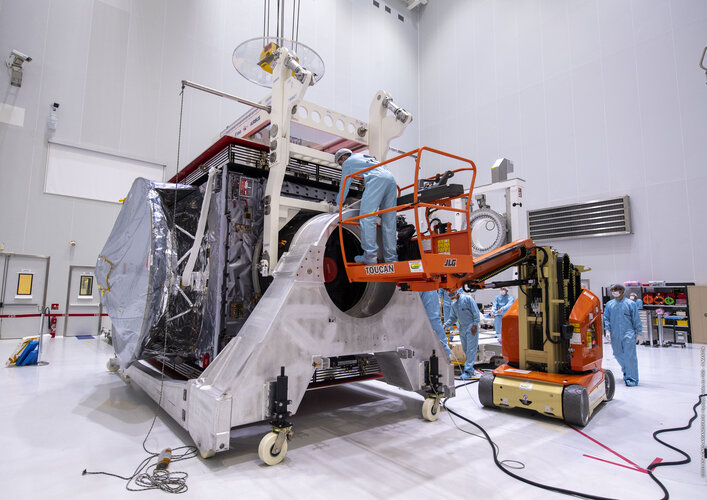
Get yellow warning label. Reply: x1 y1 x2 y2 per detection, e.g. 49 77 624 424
570 322 580 333
437 239 451 255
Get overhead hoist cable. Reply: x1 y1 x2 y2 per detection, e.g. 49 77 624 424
296 0 301 46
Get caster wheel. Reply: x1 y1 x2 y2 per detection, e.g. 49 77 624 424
258 431 288 465
563 384 590 427
421 398 440 422
478 371 496 408
106 357 119 372
604 369 615 402
199 449 215 459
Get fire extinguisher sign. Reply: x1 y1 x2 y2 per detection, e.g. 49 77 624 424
50 316 57 338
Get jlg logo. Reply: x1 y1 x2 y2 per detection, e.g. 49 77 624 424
443 258 457 267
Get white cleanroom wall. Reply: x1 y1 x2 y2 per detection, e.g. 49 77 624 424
418 0 707 291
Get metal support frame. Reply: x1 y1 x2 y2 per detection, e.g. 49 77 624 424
260 73 412 273
368 90 411 162
182 80 271 112
125 212 455 456
262 47 314 274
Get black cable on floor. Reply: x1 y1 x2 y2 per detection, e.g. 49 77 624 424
454 379 479 389
83 444 198 493
442 398 620 500
645 393 707 500
83 400 198 493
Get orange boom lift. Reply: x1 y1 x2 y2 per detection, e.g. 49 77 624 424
336 147 614 426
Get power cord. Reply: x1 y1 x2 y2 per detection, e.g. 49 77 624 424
82 392 199 493
439 386 707 499
441 397 620 500
645 393 707 500
82 441 197 493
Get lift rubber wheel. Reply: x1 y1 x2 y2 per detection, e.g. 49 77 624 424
478 371 496 408
199 449 215 459
258 431 288 465
562 384 590 426
604 369 615 401
489 355 505 368
422 398 440 422
106 357 120 372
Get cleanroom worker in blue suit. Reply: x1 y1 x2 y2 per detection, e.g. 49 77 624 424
438 288 453 323
628 291 644 345
628 292 644 310
335 149 398 264
443 289 481 379
603 283 642 386
490 287 515 338
419 291 451 357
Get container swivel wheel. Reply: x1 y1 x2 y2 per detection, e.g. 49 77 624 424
421 351 443 421
106 357 120 372
258 427 292 466
259 366 293 465
422 397 441 422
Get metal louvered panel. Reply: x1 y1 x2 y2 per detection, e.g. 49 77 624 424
527 196 631 241
178 143 363 191
180 142 266 185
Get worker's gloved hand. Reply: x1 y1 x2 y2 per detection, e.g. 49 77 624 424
328 204 338 214
605 330 610 336
471 324 478 335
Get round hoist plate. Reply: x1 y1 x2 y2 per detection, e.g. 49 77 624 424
233 37 325 88
469 208 507 254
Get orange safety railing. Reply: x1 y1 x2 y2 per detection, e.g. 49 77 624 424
337 146 477 291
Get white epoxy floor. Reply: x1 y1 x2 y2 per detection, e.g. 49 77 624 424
1 336 706 499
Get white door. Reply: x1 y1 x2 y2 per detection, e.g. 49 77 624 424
0 253 50 339
64 266 102 337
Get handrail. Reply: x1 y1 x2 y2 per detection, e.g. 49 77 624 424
397 165 476 196
337 147 477 275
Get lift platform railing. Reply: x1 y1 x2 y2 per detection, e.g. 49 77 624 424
337 146 477 292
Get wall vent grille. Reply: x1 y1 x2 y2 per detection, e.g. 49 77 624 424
527 196 631 241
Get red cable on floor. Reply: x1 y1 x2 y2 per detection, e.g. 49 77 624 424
568 424 653 474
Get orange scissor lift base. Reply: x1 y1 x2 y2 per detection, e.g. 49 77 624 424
338 147 536 291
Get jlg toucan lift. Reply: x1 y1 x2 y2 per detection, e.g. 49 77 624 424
337 147 614 426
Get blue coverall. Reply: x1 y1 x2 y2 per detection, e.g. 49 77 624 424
437 288 453 323
419 291 451 356
336 153 398 264
492 293 515 337
603 297 642 386
631 298 644 310
444 294 481 377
